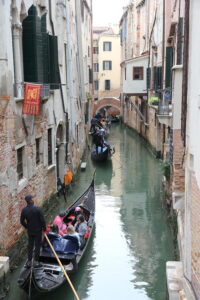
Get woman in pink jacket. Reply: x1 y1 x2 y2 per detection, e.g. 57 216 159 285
53 211 67 235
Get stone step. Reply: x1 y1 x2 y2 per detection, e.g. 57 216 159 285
0 257 9 278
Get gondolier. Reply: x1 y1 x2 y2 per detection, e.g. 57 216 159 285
20 194 46 268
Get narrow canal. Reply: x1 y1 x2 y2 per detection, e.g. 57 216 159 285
7 124 176 300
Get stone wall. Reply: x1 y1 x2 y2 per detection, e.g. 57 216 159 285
191 173 200 299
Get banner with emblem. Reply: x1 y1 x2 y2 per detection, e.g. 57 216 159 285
22 83 42 115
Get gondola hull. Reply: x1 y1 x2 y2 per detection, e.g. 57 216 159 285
18 179 95 295
91 146 110 162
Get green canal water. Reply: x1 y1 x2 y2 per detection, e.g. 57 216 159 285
6 124 176 300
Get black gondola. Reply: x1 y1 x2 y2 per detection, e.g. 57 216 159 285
91 145 111 162
18 178 95 294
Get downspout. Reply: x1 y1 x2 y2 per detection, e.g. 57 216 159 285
162 0 165 88
181 0 189 146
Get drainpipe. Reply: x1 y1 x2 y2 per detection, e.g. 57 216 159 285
162 0 165 89
181 0 189 146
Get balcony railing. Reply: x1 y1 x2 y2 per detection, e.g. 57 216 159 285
14 83 50 99
157 89 171 115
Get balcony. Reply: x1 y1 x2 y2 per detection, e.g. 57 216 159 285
157 90 172 127
14 83 50 100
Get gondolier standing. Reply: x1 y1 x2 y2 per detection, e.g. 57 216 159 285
20 194 46 268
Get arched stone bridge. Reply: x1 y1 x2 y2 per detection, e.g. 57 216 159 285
93 97 121 114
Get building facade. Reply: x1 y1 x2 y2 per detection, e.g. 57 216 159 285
0 0 93 253
120 0 200 298
93 25 120 116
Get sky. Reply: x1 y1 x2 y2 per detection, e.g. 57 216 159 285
92 0 129 27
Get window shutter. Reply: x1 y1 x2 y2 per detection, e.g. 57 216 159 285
103 61 105 70
146 67 151 89
153 67 158 90
48 35 60 89
157 66 163 90
85 102 89 123
177 18 184 65
110 61 112 70
165 46 173 88
89 68 93 83
22 5 43 82
41 14 49 84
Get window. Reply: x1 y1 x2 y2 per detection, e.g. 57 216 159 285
165 47 173 88
17 147 24 180
36 138 41 165
48 128 52 166
105 80 110 90
153 66 163 91
93 47 99 54
22 6 60 89
103 42 112 51
89 68 93 84
94 63 99 72
146 67 151 89
133 67 143 80
103 61 112 70
94 80 99 90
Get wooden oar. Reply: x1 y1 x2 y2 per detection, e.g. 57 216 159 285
44 233 80 300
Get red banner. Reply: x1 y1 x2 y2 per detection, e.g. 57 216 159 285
22 83 42 115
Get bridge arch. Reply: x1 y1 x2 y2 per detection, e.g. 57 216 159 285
94 98 121 115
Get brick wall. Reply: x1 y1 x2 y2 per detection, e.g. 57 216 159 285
0 105 57 254
172 129 185 192
191 173 200 298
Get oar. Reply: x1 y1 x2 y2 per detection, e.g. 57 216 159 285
44 233 80 300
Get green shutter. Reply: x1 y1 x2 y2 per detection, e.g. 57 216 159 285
157 66 163 90
153 67 158 90
48 35 60 89
165 46 173 88
89 68 93 83
41 14 49 84
22 5 43 82
146 67 151 89
85 102 89 123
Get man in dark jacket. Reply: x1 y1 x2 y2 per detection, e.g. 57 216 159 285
20 194 46 268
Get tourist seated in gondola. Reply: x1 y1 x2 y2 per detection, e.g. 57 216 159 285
63 224 80 253
74 215 88 249
53 211 67 235
43 224 80 256
43 224 63 253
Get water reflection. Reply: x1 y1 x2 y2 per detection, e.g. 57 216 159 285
92 159 113 189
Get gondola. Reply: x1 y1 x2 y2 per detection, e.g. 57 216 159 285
91 145 114 162
18 178 95 295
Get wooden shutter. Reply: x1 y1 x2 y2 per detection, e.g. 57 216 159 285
85 102 89 123
165 46 173 88
146 67 151 89
89 68 93 83
49 35 60 89
41 14 49 84
153 67 158 90
157 66 163 90
22 5 43 82
177 18 184 65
